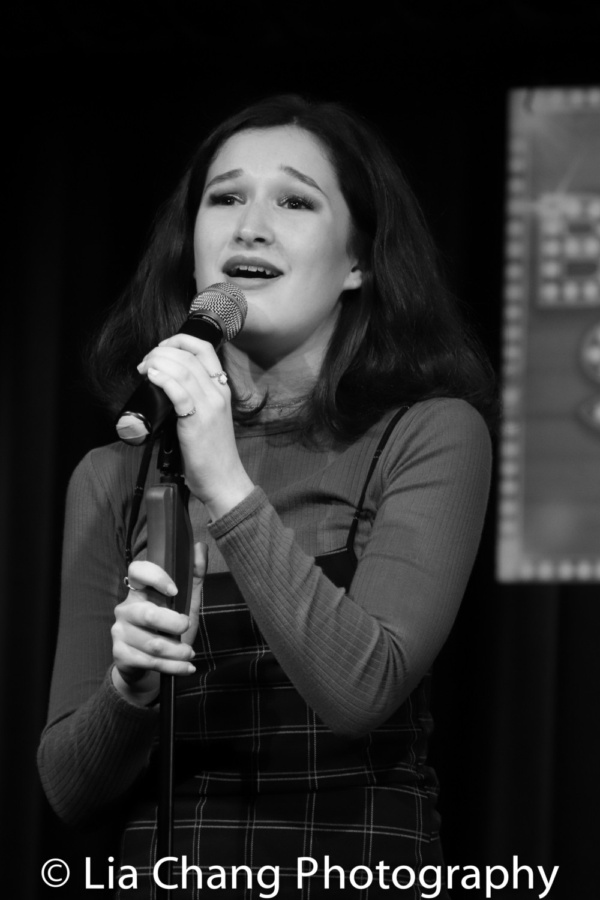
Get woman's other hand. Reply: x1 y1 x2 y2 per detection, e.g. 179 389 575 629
111 542 208 706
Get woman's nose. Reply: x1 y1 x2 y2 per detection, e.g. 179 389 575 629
234 201 274 245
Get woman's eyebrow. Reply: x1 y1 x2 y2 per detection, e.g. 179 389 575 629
280 165 325 195
203 165 326 196
204 169 244 191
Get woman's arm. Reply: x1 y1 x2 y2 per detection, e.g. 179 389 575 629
37 450 160 825
38 445 206 826
208 399 492 739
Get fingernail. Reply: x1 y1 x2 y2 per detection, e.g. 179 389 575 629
166 584 178 596
148 367 160 377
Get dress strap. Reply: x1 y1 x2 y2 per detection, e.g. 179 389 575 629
346 405 410 553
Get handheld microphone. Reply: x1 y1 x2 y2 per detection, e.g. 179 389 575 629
115 282 247 445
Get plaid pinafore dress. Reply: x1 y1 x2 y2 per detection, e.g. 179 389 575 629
118 408 449 899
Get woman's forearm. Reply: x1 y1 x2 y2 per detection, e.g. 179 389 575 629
38 668 158 825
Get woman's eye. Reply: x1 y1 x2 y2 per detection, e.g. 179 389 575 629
207 192 241 206
280 195 316 211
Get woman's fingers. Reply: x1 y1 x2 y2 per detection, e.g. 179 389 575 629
158 333 224 371
138 341 228 398
112 620 195 669
127 559 179 599
113 553 206 691
116 595 190 637
124 560 189 636
138 347 230 422
145 366 214 420
116 544 208 667
192 540 209 583
111 603 196 693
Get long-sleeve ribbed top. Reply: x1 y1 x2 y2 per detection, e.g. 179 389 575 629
38 398 491 825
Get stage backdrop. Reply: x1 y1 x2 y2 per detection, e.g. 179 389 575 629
498 87 600 581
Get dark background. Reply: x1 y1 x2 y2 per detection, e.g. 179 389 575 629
2 2 599 897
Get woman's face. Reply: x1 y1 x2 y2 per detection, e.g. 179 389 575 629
193 125 362 361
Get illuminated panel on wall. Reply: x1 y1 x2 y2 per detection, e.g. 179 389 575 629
497 87 600 582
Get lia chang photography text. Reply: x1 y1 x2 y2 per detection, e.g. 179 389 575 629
78 855 560 897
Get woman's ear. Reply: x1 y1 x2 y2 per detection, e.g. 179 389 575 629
343 263 363 292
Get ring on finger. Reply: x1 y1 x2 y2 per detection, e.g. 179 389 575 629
124 575 142 592
209 371 228 385
176 407 196 418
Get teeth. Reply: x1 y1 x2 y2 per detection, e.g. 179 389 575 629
241 265 267 275
228 262 279 277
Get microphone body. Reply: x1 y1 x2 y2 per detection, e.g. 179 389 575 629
116 283 247 445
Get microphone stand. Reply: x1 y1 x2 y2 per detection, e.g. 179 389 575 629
145 418 194 896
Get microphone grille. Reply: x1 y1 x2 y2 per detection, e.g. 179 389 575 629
189 283 248 341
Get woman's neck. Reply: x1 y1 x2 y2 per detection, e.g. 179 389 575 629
222 342 323 407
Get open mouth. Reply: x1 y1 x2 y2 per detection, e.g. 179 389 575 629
223 260 283 280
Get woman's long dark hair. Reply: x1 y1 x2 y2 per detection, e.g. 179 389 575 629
88 94 497 440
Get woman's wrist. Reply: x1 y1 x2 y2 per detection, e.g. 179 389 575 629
203 471 256 522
